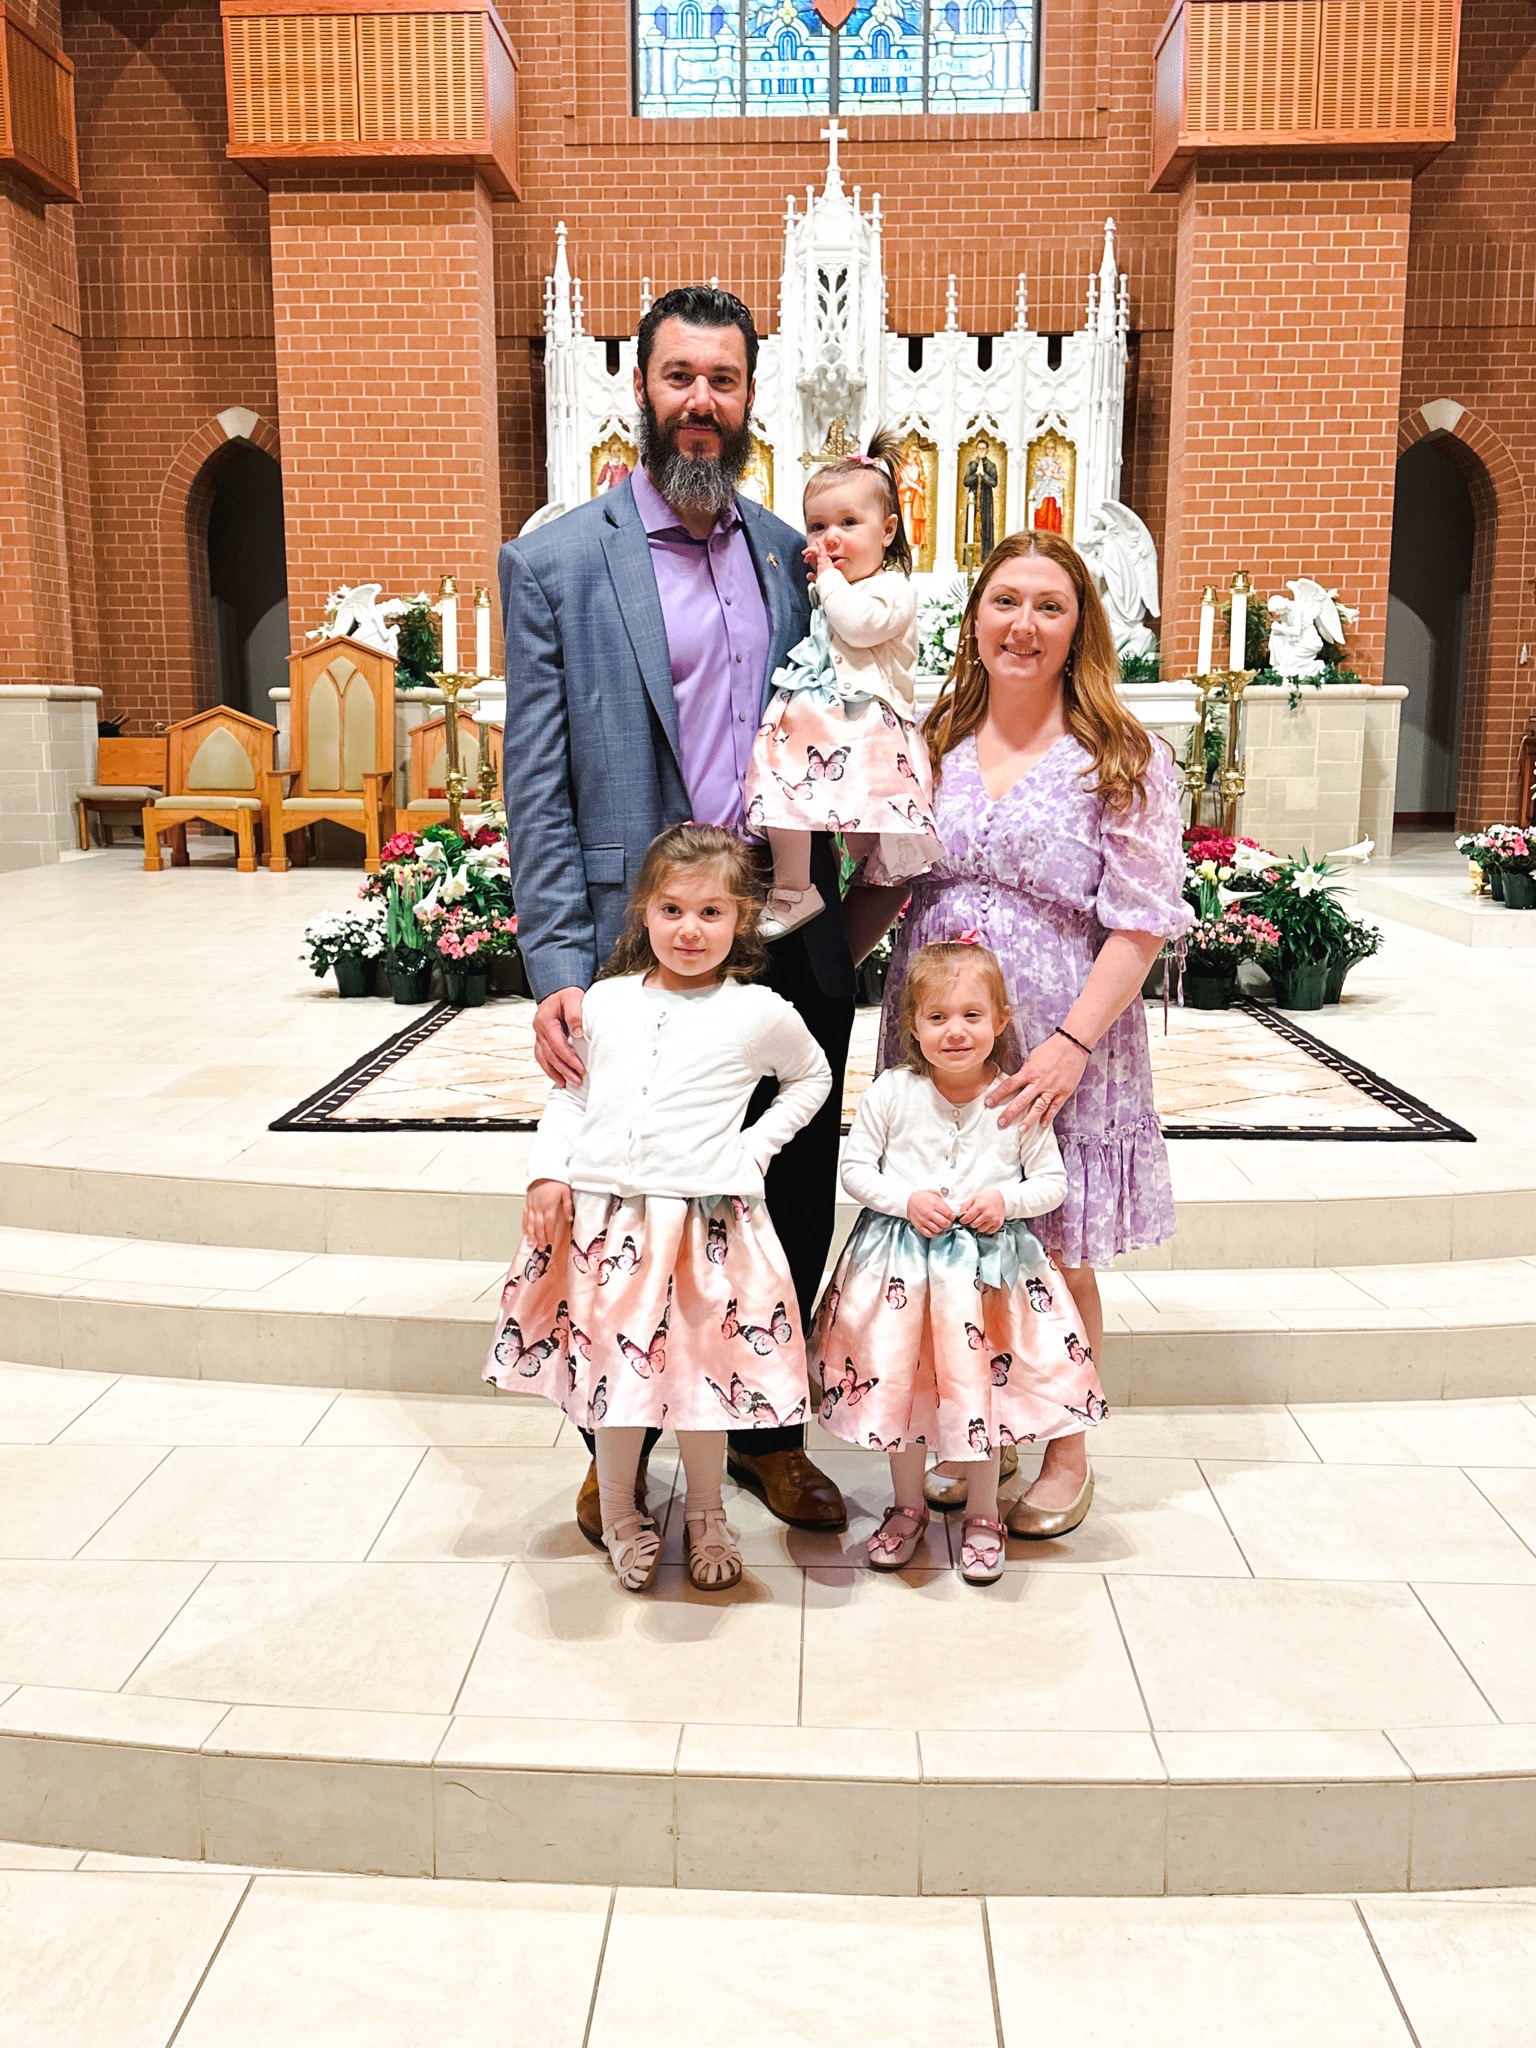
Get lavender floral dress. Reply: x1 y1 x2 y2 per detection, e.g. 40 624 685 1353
878 733 1193 1269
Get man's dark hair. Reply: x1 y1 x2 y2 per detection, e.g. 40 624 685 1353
636 286 759 382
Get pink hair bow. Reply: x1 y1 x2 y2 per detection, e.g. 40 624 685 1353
955 929 982 946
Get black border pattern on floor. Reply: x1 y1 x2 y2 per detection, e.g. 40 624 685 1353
269 996 1475 1143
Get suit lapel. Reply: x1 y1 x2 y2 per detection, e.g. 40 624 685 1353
599 481 681 765
739 499 800 713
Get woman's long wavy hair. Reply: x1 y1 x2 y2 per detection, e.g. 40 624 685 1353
924 530 1156 812
596 823 770 985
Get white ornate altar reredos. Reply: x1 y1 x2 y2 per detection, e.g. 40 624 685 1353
541 125 1132 586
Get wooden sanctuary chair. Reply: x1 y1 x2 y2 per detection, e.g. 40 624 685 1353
76 736 167 848
402 710 503 827
142 707 275 873
267 636 396 872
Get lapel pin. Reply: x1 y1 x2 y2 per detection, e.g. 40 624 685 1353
767 551 779 567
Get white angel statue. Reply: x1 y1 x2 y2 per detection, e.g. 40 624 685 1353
1077 501 1160 658
316 582 406 657
1266 579 1358 678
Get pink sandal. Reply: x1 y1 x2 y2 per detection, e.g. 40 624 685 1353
959 1515 1006 1585
867 1503 929 1572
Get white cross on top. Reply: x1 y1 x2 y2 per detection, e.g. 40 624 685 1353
820 117 845 174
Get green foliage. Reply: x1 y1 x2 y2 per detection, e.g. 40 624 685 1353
1118 648 1160 687
1219 597 1270 672
394 600 441 690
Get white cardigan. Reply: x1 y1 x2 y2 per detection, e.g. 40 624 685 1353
841 1067 1069 1224
817 565 919 714
527 974 832 1201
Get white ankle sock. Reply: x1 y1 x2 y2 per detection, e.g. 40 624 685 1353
679 1430 727 1517
595 1426 647 1530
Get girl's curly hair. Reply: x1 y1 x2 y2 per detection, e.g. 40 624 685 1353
596 823 770 984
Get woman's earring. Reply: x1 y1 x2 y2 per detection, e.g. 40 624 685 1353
1064 648 1077 688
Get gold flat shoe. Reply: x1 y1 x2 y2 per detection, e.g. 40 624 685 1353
1006 1467 1093 1540
923 1444 1019 1511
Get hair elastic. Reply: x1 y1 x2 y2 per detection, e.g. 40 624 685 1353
1053 1024 1093 1056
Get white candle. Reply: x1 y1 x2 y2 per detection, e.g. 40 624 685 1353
474 586 491 677
1196 587 1215 677
1229 573 1249 672
439 576 458 674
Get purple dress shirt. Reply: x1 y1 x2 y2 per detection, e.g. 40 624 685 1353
630 463 771 834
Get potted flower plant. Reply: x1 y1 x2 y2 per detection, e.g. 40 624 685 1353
376 835 435 1002
1182 908 1281 1010
300 904 385 997
1454 829 1498 898
419 904 499 1006
1250 853 1354 1010
1323 915 1383 1002
1493 826 1535 908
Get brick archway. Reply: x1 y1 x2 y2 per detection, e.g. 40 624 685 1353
155 413 283 723
1396 402 1532 826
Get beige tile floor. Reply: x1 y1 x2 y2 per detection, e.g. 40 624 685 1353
4 844 1534 1214
0 1847 1531 2048
4 1358 1536 1748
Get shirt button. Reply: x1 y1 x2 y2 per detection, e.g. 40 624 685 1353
735 654 743 664
725 595 733 605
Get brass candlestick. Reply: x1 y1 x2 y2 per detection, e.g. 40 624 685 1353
429 670 479 835
1183 667 1253 835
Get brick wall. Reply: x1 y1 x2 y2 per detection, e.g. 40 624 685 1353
66 0 278 726
267 174 504 667
1160 159 1413 685
9 0 1529 815
1400 0 1536 826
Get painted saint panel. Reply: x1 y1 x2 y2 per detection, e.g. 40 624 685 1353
1025 430 1075 541
591 434 638 497
740 435 775 509
896 431 938 573
956 431 1004 570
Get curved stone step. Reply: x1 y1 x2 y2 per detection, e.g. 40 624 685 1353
3 1368 1535 1895
2 1152 1532 1271
3 1226 1535 1403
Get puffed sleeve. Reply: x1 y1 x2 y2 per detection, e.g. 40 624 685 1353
1094 743 1194 938
815 567 917 651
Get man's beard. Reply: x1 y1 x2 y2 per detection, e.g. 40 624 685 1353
637 394 753 521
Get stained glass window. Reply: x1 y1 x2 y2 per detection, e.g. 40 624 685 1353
634 0 1036 117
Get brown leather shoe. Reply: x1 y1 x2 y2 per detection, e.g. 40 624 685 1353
726 1446 847 1531
576 1454 651 1549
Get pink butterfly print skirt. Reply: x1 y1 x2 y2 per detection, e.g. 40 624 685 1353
483 1191 811 1435
807 1209 1107 1462
744 687 942 885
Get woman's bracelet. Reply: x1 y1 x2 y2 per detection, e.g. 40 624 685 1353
1053 1025 1094 1057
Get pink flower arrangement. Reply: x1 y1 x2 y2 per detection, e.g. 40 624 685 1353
416 904 518 964
1187 908 1281 973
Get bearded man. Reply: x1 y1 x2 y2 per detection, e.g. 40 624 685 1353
499 284 853 1541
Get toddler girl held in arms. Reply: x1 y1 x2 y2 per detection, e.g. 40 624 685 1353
746 426 940 939
809 940 1106 1584
484 824 830 1595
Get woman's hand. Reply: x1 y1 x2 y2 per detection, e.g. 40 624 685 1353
907 1189 956 1239
987 1033 1089 1131
524 1178 573 1243
955 1187 1006 1234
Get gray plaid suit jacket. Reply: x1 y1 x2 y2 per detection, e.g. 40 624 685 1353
499 476 854 1003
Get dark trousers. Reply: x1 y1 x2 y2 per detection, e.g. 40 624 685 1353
580 919 856 1463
